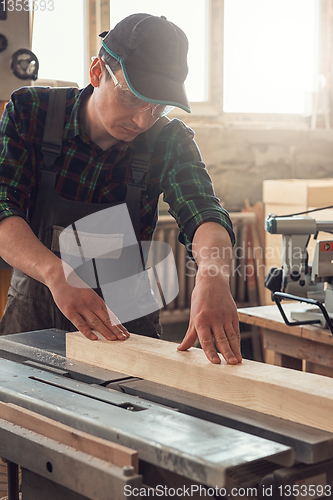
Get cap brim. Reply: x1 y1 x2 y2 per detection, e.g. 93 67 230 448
103 45 191 113
126 65 191 113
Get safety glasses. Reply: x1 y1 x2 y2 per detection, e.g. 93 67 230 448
104 62 174 118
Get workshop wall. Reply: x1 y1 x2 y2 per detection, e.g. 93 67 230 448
184 0 333 213
188 125 333 212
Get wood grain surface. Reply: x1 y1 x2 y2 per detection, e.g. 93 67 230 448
67 330 333 433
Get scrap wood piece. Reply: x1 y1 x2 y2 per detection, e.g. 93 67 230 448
243 199 266 305
244 199 265 250
0 458 7 496
0 401 138 471
0 102 7 115
67 331 333 434
0 269 12 320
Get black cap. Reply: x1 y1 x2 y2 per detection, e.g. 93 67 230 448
100 13 191 113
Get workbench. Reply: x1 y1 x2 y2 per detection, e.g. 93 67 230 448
238 302 333 376
0 329 333 499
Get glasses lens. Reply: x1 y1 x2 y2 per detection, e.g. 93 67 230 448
112 80 174 117
105 63 174 117
115 86 149 110
152 105 174 118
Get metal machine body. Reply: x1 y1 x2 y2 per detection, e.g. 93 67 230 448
0 330 333 499
265 215 333 332
0 3 38 100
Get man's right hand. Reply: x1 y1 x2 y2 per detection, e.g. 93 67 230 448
0 216 129 341
49 271 130 341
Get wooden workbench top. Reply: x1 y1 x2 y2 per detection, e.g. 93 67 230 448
238 303 333 345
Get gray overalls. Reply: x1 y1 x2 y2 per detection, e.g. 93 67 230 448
0 88 167 338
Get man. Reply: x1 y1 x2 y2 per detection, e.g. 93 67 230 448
0 13 242 365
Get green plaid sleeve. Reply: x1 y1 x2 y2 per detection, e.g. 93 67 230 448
0 97 32 222
158 120 235 250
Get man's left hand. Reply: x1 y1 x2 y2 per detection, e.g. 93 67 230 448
176 222 242 365
177 269 242 364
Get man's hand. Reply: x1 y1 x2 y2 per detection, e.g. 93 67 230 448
177 222 242 364
50 285 129 340
0 216 129 341
177 268 241 364
49 269 129 341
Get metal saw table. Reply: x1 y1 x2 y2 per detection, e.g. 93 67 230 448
0 329 333 499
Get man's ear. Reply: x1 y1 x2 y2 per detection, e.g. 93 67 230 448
90 57 103 88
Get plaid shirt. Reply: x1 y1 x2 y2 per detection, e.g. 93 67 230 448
0 85 235 248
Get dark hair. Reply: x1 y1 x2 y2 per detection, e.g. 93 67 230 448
98 46 121 79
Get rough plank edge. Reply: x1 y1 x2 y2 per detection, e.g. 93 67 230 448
0 401 138 471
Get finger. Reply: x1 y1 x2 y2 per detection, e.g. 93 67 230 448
197 326 221 364
230 320 242 362
104 305 130 337
86 312 128 341
70 313 99 340
214 326 241 364
177 320 197 351
70 309 124 342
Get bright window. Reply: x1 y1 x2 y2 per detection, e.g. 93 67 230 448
30 0 319 116
109 0 209 102
223 0 318 114
31 0 86 87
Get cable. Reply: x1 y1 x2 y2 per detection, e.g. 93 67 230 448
276 204 333 218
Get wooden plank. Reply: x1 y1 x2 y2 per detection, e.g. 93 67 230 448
67 331 333 434
229 221 238 298
0 269 11 319
176 241 187 310
0 101 7 115
249 224 266 306
0 401 138 472
244 199 265 250
166 227 177 311
0 459 7 496
237 223 247 303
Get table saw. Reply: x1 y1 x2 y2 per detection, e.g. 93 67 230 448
0 329 333 500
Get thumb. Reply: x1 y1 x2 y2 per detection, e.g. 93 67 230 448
177 321 197 351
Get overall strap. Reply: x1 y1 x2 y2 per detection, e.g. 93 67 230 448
126 116 170 241
31 88 73 235
41 88 69 171
38 87 71 195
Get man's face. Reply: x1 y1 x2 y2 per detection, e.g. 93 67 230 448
89 58 158 143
